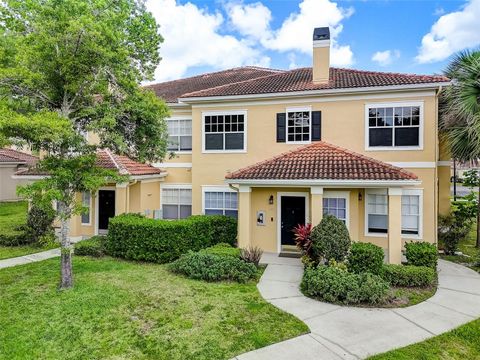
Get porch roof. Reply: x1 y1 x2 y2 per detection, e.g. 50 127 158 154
225 142 419 185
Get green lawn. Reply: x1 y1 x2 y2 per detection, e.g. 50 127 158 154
368 319 480 360
0 257 308 360
0 201 27 238
0 201 57 260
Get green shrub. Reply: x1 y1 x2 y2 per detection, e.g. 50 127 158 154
347 242 384 275
381 264 436 287
75 236 106 257
169 251 257 283
301 266 389 305
200 243 241 258
311 215 351 262
405 241 438 268
438 214 471 255
106 214 237 263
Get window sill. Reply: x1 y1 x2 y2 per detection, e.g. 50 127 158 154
365 146 423 151
286 141 311 145
402 234 422 240
202 150 247 154
365 232 388 238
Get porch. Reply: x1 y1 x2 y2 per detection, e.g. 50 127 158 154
225 142 423 264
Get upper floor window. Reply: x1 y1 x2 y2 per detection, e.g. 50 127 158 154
287 109 310 143
167 118 192 152
203 111 246 152
366 102 422 150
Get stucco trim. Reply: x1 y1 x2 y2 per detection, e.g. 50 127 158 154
225 179 421 187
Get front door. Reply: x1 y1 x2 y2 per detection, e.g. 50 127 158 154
98 190 116 231
280 196 306 246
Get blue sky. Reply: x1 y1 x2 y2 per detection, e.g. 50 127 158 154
146 0 480 82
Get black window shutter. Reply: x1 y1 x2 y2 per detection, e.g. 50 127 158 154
276 113 286 143
311 111 322 141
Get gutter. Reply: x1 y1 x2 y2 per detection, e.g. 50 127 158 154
224 179 422 188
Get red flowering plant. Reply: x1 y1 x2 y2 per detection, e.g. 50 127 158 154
293 223 313 256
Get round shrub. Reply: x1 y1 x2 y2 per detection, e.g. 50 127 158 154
405 241 438 269
381 264 436 287
347 242 384 275
301 265 388 305
169 252 257 283
311 215 351 262
75 236 106 257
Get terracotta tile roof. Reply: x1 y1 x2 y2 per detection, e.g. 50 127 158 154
182 67 449 99
95 149 164 176
0 148 38 164
225 142 418 181
15 149 165 177
144 66 284 103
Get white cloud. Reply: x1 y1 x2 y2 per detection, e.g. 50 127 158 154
146 0 355 81
263 0 355 67
416 0 480 63
225 2 272 41
371 50 401 66
146 0 270 81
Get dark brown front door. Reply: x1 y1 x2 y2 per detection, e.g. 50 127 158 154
98 190 115 231
280 196 306 246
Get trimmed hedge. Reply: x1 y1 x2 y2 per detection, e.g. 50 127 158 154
405 241 438 269
301 266 389 305
347 242 384 275
200 243 241 258
169 251 257 283
75 236 106 257
381 264 436 287
106 214 237 263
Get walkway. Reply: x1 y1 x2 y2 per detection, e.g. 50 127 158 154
0 248 60 269
235 254 480 360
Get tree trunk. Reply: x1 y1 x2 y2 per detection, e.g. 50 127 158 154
59 205 73 289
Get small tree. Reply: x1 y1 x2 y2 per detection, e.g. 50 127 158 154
0 0 169 289
311 215 351 262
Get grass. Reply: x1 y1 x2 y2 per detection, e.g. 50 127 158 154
368 319 480 360
0 201 57 260
0 243 57 260
0 201 27 238
0 257 308 360
387 286 437 308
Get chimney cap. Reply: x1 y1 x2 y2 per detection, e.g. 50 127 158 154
313 27 330 41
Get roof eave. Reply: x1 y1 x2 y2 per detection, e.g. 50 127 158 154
225 178 421 188
179 82 451 103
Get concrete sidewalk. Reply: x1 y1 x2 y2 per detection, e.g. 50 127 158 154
235 254 480 360
0 248 60 269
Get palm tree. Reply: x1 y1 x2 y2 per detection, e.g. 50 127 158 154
440 50 480 247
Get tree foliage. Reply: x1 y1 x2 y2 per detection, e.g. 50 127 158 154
0 0 169 288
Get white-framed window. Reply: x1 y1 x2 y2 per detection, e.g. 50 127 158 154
365 189 388 236
202 111 247 153
322 191 349 229
81 192 91 225
202 186 238 218
287 107 311 143
365 102 423 150
161 185 192 220
167 118 192 152
402 189 423 238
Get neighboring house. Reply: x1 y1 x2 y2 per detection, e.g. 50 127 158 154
0 148 38 201
15 27 452 263
16 149 166 238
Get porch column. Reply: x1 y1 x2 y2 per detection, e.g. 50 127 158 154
115 183 128 216
237 185 252 249
388 188 402 264
310 186 324 226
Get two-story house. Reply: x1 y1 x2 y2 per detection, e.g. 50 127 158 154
30 27 450 264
